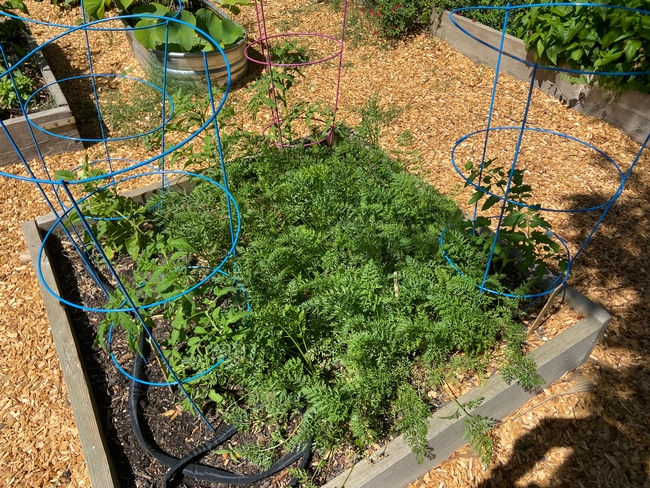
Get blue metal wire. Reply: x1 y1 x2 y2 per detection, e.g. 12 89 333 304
447 2 650 300
1 3 241 435
37 171 241 313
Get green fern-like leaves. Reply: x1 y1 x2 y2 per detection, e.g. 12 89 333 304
463 415 498 468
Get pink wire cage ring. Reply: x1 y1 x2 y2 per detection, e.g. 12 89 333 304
244 0 348 148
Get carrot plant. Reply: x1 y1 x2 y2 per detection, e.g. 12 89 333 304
61 122 542 482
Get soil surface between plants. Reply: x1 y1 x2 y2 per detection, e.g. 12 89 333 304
2 0 650 487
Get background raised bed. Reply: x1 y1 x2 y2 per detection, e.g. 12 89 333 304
431 10 650 145
0 28 83 167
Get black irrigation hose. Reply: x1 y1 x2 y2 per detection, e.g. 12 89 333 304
128 334 313 487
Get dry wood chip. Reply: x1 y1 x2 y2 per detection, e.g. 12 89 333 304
4 0 650 487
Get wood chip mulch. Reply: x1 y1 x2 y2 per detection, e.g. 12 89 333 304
2 0 650 486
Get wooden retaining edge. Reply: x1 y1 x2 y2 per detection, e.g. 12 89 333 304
430 10 650 145
23 218 121 488
24 177 610 488
322 286 610 488
1 28 83 167
23 176 192 488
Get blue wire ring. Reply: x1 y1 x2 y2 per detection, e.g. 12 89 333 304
54 159 171 219
451 126 625 213
107 270 249 387
439 221 571 299
0 14 231 185
37 170 241 313
24 74 175 143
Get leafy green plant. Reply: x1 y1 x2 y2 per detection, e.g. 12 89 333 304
247 40 334 144
433 0 529 33
463 415 498 468
517 1 650 95
0 0 28 35
83 0 249 52
355 90 402 146
55 162 247 401
62 122 544 477
358 0 433 38
463 157 566 279
439 392 498 468
0 67 35 110
0 0 39 115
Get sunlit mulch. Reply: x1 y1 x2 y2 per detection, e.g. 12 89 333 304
2 0 650 486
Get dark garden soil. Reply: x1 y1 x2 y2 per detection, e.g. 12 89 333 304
46 213 582 488
48 233 356 488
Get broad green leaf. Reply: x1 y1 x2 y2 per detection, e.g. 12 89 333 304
195 7 222 51
125 234 140 260
54 169 75 181
473 216 490 228
624 39 642 63
468 191 483 205
187 336 201 347
530 214 551 229
134 18 161 50
219 16 244 47
499 230 526 244
598 49 623 67
601 29 622 49
214 285 238 297
167 236 196 252
171 327 181 344
165 10 198 52
114 0 133 11
83 0 106 20
570 47 583 62
171 310 185 329
481 195 500 211
545 44 561 66
553 21 568 44
5 0 28 14
536 39 545 59
501 210 523 228
155 275 178 293
130 2 170 17
208 390 223 403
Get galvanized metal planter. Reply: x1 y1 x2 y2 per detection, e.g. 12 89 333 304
122 0 248 85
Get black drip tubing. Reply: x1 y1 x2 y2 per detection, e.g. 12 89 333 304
128 334 313 487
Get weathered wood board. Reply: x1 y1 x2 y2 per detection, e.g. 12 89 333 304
23 176 193 488
1 30 83 167
25 178 610 488
431 10 650 145
322 286 610 488
22 219 121 488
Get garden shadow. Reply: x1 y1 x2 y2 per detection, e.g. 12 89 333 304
46 233 137 487
477 182 650 486
477 364 650 487
41 43 109 143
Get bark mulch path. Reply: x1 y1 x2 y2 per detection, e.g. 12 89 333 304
1 0 650 486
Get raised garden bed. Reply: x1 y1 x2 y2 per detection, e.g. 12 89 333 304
431 9 650 145
0 28 83 167
23 171 610 488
